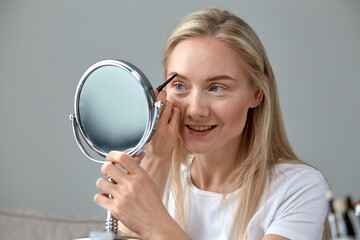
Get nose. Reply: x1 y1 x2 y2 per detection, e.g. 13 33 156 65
186 90 209 119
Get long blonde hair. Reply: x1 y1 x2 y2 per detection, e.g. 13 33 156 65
162 8 302 239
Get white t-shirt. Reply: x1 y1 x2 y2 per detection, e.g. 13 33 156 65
163 160 329 240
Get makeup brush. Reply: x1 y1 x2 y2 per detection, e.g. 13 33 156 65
325 191 340 238
355 199 360 238
355 199 360 217
345 195 360 238
346 195 355 211
156 73 177 92
334 198 356 238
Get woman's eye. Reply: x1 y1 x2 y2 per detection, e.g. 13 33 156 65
210 85 225 92
174 83 185 91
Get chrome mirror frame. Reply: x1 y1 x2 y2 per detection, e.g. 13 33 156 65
70 59 161 163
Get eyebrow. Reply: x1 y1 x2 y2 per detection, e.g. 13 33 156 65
167 72 236 82
207 75 236 82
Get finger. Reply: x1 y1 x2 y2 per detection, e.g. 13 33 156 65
154 89 159 97
107 151 140 175
156 90 167 103
101 161 126 183
96 178 117 196
169 107 180 130
94 193 113 211
124 148 134 154
157 100 173 126
124 148 144 164
107 150 144 166
103 152 128 180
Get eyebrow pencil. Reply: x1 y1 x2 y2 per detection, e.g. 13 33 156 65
156 73 177 92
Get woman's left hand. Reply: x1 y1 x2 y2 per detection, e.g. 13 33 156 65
94 151 173 239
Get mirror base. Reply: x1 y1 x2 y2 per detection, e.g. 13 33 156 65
75 237 140 240
75 231 141 240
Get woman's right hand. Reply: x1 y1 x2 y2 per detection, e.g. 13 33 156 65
145 90 180 163
140 90 180 195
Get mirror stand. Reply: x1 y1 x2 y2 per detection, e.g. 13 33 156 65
105 196 118 233
105 177 119 235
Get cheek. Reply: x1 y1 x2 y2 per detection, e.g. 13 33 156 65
216 101 249 125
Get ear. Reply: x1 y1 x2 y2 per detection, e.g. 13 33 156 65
249 86 263 108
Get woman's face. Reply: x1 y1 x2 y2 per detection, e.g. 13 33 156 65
166 37 262 155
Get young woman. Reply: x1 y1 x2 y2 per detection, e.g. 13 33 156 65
94 8 329 240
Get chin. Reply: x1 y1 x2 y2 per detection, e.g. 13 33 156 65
179 135 217 155
183 143 214 155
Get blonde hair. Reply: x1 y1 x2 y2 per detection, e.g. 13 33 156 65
162 8 302 239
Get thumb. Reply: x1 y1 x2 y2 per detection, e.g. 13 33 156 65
133 151 145 164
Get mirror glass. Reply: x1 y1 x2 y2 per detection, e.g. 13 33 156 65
78 65 148 153
71 60 158 163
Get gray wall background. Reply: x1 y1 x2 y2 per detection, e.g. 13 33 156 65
0 0 359 217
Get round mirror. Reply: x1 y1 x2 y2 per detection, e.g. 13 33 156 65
70 59 161 239
70 60 160 163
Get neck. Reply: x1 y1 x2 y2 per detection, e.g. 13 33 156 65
190 139 241 193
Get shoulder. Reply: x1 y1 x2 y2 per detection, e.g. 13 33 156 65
265 162 329 200
271 162 328 190
267 162 329 206
261 163 329 239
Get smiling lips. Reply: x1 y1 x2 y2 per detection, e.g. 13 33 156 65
186 125 217 135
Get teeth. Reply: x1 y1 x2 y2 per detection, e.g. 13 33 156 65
188 125 213 131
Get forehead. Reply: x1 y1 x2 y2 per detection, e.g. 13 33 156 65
166 37 249 81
